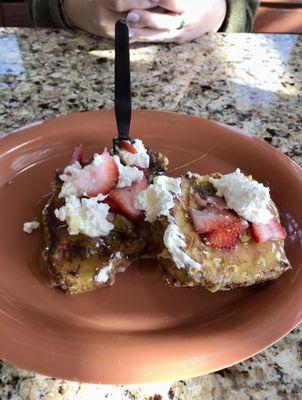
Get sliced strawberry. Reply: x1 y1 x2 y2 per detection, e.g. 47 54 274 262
104 197 120 213
205 219 248 250
194 193 227 210
74 148 118 197
207 195 227 210
120 140 137 154
107 212 116 223
68 144 83 166
109 176 148 221
56 145 83 180
195 194 208 208
252 218 286 243
205 225 239 250
191 207 237 234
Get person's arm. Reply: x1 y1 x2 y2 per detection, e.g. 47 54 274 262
221 0 259 32
27 0 69 28
127 0 259 41
27 0 259 39
27 1 156 37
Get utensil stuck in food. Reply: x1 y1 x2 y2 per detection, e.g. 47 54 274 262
114 20 132 148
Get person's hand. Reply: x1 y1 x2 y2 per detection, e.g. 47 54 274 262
127 0 227 43
63 0 158 37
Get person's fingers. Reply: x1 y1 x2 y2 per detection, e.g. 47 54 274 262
130 27 187 43
127 9 182 30
155 0 185 13
106 0 159 12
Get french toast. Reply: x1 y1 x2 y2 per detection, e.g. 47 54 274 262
42 142 169 294
43 179 146 294
153 173 290 291
41 139 290 295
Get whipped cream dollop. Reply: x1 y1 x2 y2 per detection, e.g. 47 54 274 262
113 155 143 188
163 223 201 270
55 193 113 237
209 168 273 224
58 161 83 198
94 252 122 283
136 175 181 223
117 139 150 169
94 263 114 283
23 220 40 234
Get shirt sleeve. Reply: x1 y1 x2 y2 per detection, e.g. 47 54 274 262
27 0 68 28
220 0 259 32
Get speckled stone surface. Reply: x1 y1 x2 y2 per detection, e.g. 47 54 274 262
0 28 301 400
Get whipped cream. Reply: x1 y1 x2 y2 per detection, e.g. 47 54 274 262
23 220 40 234
136 176 181 223
94 252 122 283
94 262 114 283
117 139 150 169
55 194 113 237
163 223 201 270
209 168 273 224
113 155 143 188
59 161 83 198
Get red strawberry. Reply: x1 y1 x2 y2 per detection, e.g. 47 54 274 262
74 148 118 197
104 197 120 213
107 212 116 223
205 219 248 250
194 193 227 210
191 207 237 234
205 225 240 250
252 218 286 243
120 140 137 154
57 145 83 179
109 176 148 221
194 194 208 208
207 195 227 210
68 145 83 166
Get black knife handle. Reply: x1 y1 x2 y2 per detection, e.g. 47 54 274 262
114 20 131 141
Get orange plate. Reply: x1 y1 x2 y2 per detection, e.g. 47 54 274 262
0 110 301 384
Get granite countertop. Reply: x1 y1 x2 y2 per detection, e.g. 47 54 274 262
0 28 301 400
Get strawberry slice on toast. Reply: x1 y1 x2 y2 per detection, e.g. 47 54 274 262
74 149 119 197
252 218 286 243
109 176 148 221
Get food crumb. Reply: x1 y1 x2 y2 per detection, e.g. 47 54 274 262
23 221 40 234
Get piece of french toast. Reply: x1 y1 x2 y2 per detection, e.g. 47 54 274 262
42 147 169 295
43 179 146 294
152 174 291 291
